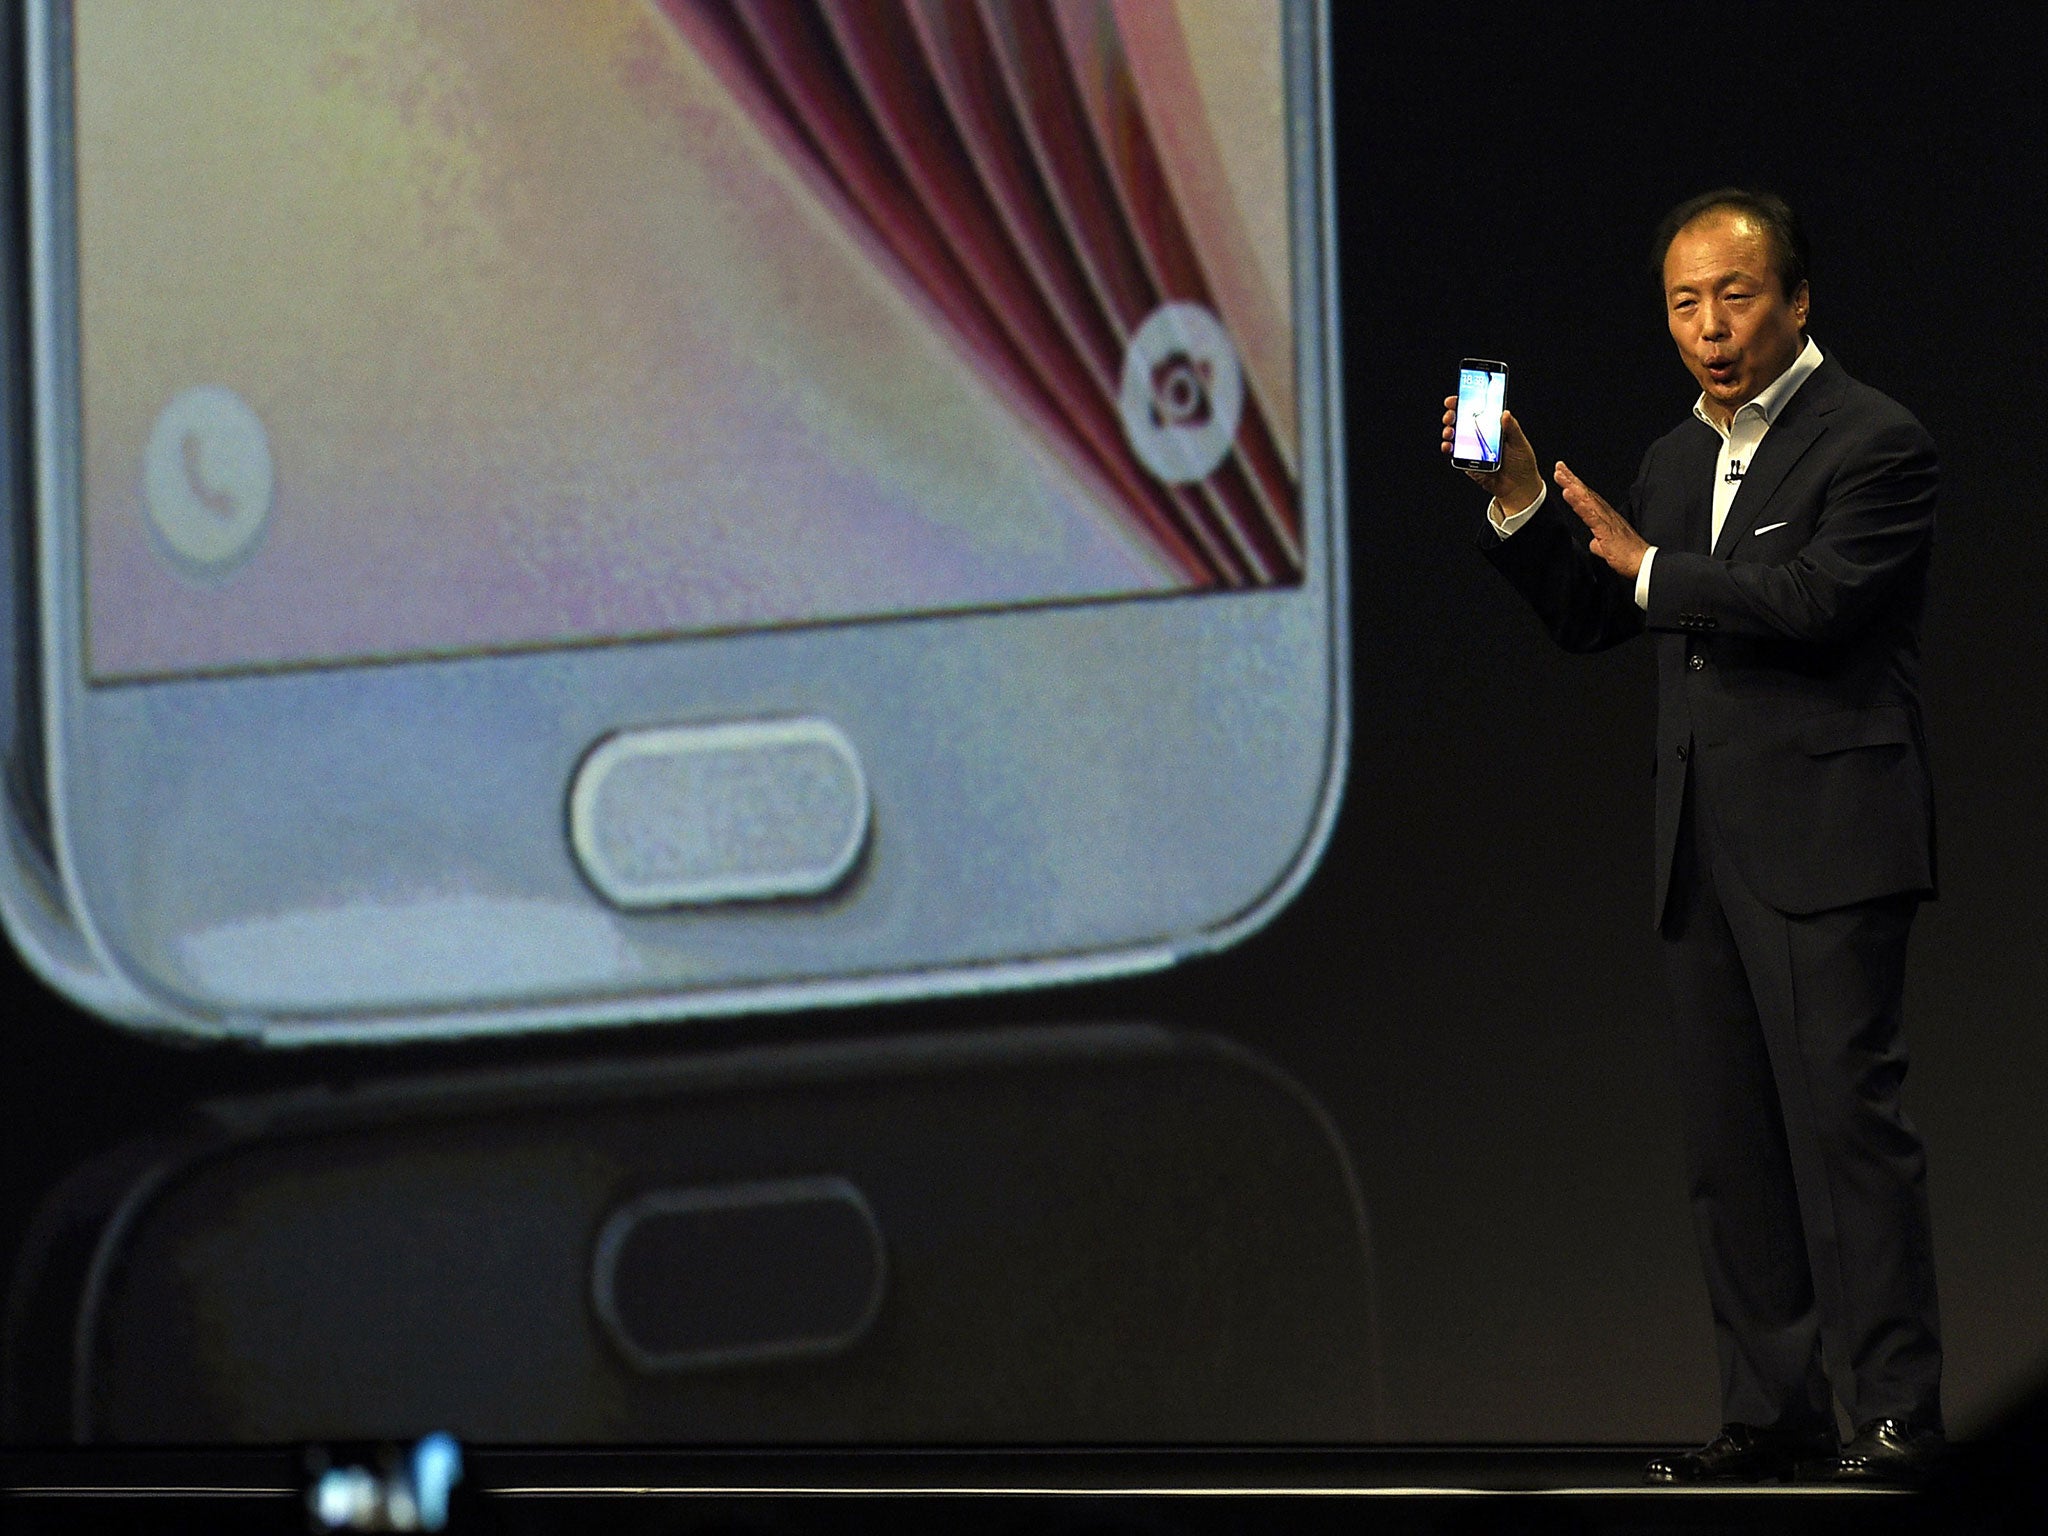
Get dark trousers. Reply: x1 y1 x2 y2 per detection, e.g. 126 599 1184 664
1660 769 1943 1434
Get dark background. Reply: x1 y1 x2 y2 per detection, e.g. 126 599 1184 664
4 3 2046 1445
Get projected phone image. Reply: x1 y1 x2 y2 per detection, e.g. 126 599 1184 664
1450 357 1505 471
0 1 1346 1042
1 1025 1383 1443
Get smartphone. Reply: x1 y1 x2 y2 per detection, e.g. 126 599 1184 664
0 2 1346 1043
3 1024 1383 1441
1451 358 1507 472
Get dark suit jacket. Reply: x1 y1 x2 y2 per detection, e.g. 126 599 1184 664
1481 353 1937 927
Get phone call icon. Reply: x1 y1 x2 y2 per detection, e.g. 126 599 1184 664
143 385 273 576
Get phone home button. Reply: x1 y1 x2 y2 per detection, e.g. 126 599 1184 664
591 1178 886 1371
569 718 869 909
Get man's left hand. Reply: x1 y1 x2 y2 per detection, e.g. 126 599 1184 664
1555 461 1648 579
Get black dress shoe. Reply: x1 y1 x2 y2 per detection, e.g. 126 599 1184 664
1643 1422 1839 1485
1827 1418 1945 1485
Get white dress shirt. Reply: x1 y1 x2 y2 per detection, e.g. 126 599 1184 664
1488 337 1826 609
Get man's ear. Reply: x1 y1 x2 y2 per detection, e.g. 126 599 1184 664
1792 280 1811 328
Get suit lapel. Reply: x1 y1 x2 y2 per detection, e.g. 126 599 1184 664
1709 357 1845 559
1677 427 1716 555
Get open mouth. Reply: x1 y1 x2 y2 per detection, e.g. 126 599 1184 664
1705 357 1739 386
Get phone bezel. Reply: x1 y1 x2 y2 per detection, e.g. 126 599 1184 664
13 0 1348 1044
1449 357 1507 472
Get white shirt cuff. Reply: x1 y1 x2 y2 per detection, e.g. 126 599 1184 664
1634 546 1657 610
1488 484 1545 537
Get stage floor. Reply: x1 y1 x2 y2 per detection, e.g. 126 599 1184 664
4 1445 1955 1534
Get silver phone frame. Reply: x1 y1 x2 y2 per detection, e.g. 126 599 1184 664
6 0 1349 1045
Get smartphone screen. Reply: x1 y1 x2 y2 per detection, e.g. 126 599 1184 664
71 1 1300 683
1451 360 1505 471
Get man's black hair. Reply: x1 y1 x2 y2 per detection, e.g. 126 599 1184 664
1650 188 1810 299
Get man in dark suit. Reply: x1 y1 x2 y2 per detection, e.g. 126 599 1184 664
1440 189 1943 1484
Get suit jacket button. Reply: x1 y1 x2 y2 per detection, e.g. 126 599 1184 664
1676 743 1689 761
1688 654 1705 671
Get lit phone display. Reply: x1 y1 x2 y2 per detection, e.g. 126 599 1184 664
73 1 1299 682
1452 364 1504 468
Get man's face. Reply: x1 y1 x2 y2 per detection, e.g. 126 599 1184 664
1662 210 1809 424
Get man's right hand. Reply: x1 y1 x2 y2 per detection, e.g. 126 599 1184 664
1440 398 1544 517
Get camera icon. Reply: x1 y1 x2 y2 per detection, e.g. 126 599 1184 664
1148 354 1214 430
1119 303 1243 485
